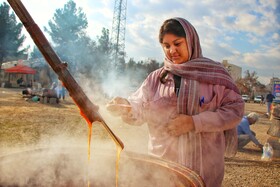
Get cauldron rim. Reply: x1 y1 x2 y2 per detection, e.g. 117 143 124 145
0 146 205 187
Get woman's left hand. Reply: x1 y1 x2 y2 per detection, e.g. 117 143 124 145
166 114 194 136
106 97 131 116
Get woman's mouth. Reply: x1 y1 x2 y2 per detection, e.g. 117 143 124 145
171 56 181 63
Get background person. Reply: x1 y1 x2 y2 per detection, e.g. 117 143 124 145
58 82 66 100
32 80 42 92
107 17 244 187
17 77 23 85
237 112 263 150
260 95 264 106
266 92 275 116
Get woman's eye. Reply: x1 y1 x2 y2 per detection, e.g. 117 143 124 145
164 45 170 49
175 42 181 47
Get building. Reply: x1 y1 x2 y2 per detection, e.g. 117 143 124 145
222 60 242 82
267 77 280 93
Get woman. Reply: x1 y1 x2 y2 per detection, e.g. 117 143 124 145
107 17 244 187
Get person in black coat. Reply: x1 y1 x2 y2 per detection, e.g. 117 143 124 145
266 92 275 116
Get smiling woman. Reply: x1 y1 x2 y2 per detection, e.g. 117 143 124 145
161 34 189 64
106 17 244 187
159 19 190 64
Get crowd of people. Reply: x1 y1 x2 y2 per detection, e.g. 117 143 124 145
21 79 66 103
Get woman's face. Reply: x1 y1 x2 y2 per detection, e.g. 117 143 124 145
161 33 189 64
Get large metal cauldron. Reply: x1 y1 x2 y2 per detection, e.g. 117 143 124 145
0 147 204 187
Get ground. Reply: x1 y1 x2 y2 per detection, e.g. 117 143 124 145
0 87 279 186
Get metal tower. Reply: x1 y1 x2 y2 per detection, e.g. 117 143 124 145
111 0 127 64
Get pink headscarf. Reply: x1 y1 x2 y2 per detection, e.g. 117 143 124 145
163 17 239 94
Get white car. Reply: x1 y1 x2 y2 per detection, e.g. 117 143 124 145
242 95 250 103
254 95 262 103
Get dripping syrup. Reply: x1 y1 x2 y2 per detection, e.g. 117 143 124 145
80 111 122 187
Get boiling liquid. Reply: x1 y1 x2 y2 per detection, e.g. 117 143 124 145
116 146 122 187
80 111 122 187
80 112 92 187
87 124 92 187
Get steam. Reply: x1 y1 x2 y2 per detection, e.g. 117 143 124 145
101 70 136 98
0 145 193 187
0 2 194 186
0 66 196 187
72 70 150 153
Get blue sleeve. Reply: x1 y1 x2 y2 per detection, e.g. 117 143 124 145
238 118 260 145
246 128 261 145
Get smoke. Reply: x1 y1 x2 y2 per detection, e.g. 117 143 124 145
0 145 195 187
0 63 199 187
100 70 139 98
69 70 150 153
0 2 200 186
73 60 146 101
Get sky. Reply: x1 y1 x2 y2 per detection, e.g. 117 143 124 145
2 0 280 84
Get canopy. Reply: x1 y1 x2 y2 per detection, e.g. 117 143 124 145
4 65 36 74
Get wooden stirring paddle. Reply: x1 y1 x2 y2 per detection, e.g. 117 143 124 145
7 0 124 150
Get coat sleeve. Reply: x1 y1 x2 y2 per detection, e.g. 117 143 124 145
193 84 244 133
127 70 161 125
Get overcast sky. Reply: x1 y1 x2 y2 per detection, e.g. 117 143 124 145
2 0 280 84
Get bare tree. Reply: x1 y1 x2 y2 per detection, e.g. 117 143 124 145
236 70 266 98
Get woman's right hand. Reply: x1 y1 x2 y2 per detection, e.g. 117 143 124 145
106 97 131 116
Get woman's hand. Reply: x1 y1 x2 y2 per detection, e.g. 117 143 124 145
166 114 194 136
106 97 131 116
121 112 142 125
108 97 130 105
106 97 142 125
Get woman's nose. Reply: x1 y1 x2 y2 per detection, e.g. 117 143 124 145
170 45 177 54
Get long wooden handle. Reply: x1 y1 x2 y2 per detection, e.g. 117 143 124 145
7 0 124 149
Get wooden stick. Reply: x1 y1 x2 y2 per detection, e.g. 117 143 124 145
7 0 124 149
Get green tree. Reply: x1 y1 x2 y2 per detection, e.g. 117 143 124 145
45 0 87 44
125 58 162 85
75 33 98 78
0 2 28 68
30 46 41 58
97 28 111 56
29 46 46 75
29 46 57 86
44 0 90 72
95 28 113 77
145 59 161 75
125 58 143 85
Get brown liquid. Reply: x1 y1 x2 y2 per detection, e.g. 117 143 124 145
87 125 92 187
116 146 122 187
80 112 92 187
80 111 122 187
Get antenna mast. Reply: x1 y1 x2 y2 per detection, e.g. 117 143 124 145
111 0 127 67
